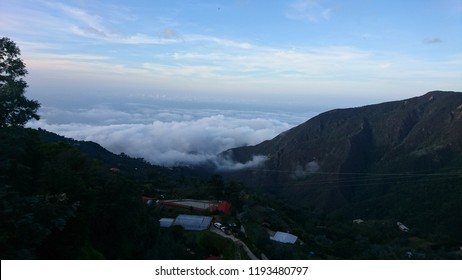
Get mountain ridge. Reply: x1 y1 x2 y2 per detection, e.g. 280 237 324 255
219 91 462 224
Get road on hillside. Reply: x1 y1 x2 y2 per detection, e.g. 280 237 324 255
209 227 259 260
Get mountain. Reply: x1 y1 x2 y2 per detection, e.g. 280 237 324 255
0 127 215 259
3 91 461 259
220 91 462 237
37 129 210 182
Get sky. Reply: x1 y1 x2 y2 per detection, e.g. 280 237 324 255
2 0 462 166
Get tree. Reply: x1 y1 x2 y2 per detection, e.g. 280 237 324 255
0 37 40 127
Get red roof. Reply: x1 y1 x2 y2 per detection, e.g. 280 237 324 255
208 201 232 214
142 196 155 202
217 201 232 214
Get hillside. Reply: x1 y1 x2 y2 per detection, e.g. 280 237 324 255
37 129 210 183
2 127 320 259
0 128 215 259
2 91 462 259
220 91 462 239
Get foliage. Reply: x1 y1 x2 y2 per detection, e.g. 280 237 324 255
0 37 40 127
0 127 239 259
0 127 159 259
1 125 460 259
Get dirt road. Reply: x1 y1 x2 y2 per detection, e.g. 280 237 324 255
210 227 259 260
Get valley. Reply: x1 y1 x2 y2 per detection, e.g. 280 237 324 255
1 91 462 259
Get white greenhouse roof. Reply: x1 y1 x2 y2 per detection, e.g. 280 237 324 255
172 214 212 231
270 231 298 244
159 218 174 228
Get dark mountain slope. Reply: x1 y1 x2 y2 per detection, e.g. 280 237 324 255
226 91 462 172
38 129 153 173
37 129 211 184
220 91 462 237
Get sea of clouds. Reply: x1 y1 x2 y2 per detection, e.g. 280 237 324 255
28 102 314 169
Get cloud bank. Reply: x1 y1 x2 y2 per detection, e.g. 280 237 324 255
213 155 269 172
29 106 300 169
291 160 320 179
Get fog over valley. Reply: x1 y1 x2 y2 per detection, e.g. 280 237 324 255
28 101 313 167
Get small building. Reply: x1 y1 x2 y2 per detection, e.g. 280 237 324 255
270 231 298 244
397 222 409 232
159 218 175 228
158 199 212 211
208 201 232 215
158 199 233 215
172 214 212 231
109 167 120 173
142 196 155 205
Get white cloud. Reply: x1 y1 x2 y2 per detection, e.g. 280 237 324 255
144 46 372 82
185 34 255 49
286 0 334 23
28 106 296 167
5 1 461 111
214 155 269 171
45 2 181 45
379 62 392 69
322 7 333 20
291 160 320 179
53 2 104 30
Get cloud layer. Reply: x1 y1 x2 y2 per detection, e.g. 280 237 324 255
29 106 302 168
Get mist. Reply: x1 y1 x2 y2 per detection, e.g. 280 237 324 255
28 103 313 168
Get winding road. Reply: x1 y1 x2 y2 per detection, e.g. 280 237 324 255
209 227 259 260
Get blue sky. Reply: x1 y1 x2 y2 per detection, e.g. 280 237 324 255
2 0 461 108
2 0 462 166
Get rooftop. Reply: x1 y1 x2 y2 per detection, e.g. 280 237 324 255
270 231 298 244
172 214 212 231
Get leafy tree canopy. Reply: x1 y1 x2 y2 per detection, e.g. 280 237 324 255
0 37 40 127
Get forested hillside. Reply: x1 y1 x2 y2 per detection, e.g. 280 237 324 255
1 127 159 258
0 127 245 259
2 125 461 259
221 91 462 244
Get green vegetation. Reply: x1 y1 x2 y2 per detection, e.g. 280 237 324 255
0 37 40 127
1 126 461 259
1 38 460 259
0 127 158 259
0 126 245 259
152 228 236 259
236 190 462 259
